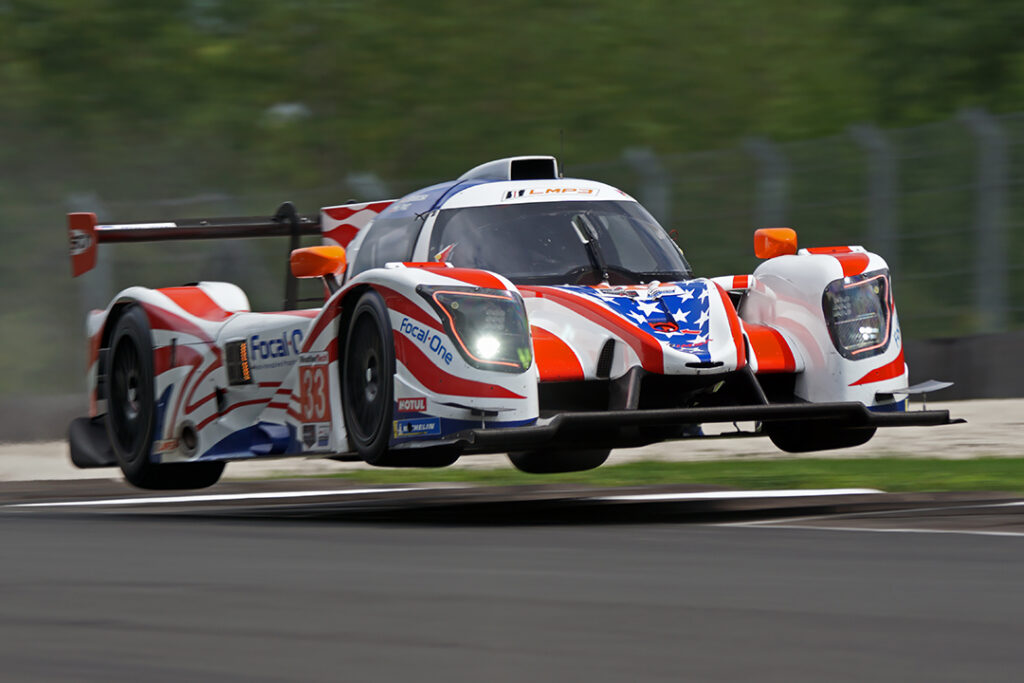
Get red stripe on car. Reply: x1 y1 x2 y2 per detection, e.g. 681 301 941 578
805 247 869 277
158 287 233 322
437 268 506 290
714 283 746 369
530 325 585 381
850 348 906 386
322 201 392 222
140 303 213 344
392 332 525 400
743 323 796 373
375 285 443 332
300 299 341 352
520 286 664 373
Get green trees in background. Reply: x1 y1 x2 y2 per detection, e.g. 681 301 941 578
1 0 1023 395
2 0 1022 198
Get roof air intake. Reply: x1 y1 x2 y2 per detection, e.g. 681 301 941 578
458 156 559 182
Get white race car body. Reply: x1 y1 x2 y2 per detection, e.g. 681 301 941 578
67 155 955 486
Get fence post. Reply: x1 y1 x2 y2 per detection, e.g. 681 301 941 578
743 137 788 227
960 108 1009 333
622 147 671 227
850 124 900 274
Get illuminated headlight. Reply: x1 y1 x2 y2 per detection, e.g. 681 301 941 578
822 269 893 359
417 285 533 373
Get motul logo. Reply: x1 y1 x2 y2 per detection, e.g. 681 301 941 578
397 397 427 413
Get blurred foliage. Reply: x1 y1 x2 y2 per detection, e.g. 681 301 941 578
1 0 1023 394
2 0 1022 198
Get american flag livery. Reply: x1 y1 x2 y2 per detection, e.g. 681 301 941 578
558 282 714 363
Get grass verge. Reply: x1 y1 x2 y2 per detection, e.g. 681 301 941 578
271 458 1024 492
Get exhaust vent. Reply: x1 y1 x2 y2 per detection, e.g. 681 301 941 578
458 156 559 182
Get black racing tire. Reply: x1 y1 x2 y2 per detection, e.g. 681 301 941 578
105 305 224 490
765 422 877 453
508 448 611 474
340 291 461 468
342 291 395 465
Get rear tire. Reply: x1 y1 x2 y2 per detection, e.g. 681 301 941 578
508 448 610 474
765 422 876 453
106 305 224 490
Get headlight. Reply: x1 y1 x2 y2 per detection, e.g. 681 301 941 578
822 269 893 359
417 285 533 373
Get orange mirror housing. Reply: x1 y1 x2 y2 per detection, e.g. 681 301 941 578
754 228 798 259
290 245 347 279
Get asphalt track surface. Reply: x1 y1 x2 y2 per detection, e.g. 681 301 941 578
4 480 1024 682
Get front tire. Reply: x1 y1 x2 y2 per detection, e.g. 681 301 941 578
341 291 460 468
342 291 395 465
106 305 224 489
508 448 610 474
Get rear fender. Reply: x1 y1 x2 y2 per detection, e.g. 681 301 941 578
88 283 250 460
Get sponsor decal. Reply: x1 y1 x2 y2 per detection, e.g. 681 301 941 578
669 338 712 349
393 417 441 439
397 397 427 413
302 424 317 449
249 329 305 370
399 317 454 365
69 229 92 255
297 351 332 451
502 187 597 201
298 354 331 423
301 424 332 450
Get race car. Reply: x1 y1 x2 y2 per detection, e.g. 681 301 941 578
66 155 958 489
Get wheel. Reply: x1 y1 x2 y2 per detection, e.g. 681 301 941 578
105 305 224 489
765 421 876 453
341 291 461 468
342 291 395 465
508 448 610 474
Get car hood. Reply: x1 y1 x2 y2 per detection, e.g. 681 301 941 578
519 279 745 381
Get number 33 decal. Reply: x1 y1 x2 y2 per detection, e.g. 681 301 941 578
299 364 331 422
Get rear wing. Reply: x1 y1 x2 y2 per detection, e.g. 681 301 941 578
68 199 393 306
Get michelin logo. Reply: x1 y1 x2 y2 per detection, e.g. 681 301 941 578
393 417 441 439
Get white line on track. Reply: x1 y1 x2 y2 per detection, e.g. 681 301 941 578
721 498 1024 528
719 498 1024 538
721 523 1024 538
7 487 422 508
594 488 882 502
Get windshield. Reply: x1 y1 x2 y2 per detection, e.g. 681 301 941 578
428 200 692 285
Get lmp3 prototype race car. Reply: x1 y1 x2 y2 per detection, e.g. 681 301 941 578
66 155 957 489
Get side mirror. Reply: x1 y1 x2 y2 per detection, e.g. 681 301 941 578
290 246 347 279
754 228 797 259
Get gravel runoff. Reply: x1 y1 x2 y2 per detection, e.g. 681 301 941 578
0 398 1018 483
